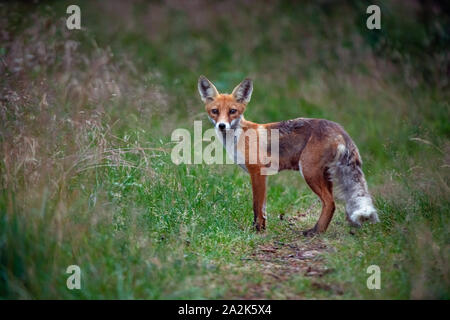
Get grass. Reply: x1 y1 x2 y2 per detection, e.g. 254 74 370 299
0 0 449 299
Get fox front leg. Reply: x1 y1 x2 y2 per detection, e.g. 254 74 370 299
250 172 267 231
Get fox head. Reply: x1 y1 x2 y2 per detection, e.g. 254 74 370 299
198 75 253 132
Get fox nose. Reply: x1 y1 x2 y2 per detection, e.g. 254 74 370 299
218 123 226 130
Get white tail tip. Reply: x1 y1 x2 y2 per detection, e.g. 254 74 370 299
349 207 379 227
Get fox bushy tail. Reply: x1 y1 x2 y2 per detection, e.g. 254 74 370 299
330 140 379 227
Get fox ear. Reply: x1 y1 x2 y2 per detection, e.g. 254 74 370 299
232 78 253 104
198 75 219 103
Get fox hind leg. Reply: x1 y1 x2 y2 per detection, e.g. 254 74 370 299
301 168 336 236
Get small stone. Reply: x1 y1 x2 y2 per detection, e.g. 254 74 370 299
302 250 320 258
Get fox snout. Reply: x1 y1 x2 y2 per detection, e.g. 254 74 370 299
217 122 230 131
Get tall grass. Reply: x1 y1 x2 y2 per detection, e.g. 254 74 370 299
0 0 448 299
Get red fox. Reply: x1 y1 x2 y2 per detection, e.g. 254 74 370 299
198 76 379 235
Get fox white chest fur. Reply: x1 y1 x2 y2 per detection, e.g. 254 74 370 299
213 119 247 169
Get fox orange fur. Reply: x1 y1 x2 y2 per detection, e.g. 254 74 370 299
198 76 379 235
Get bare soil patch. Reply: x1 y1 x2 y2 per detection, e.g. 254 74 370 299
232 228 344 299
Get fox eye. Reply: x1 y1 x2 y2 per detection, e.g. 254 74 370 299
211 109 219 115
229 109 237 114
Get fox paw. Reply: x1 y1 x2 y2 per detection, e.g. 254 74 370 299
253 220 266 232
302 227 318 237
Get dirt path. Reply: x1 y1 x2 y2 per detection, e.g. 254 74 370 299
224 215 345 299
